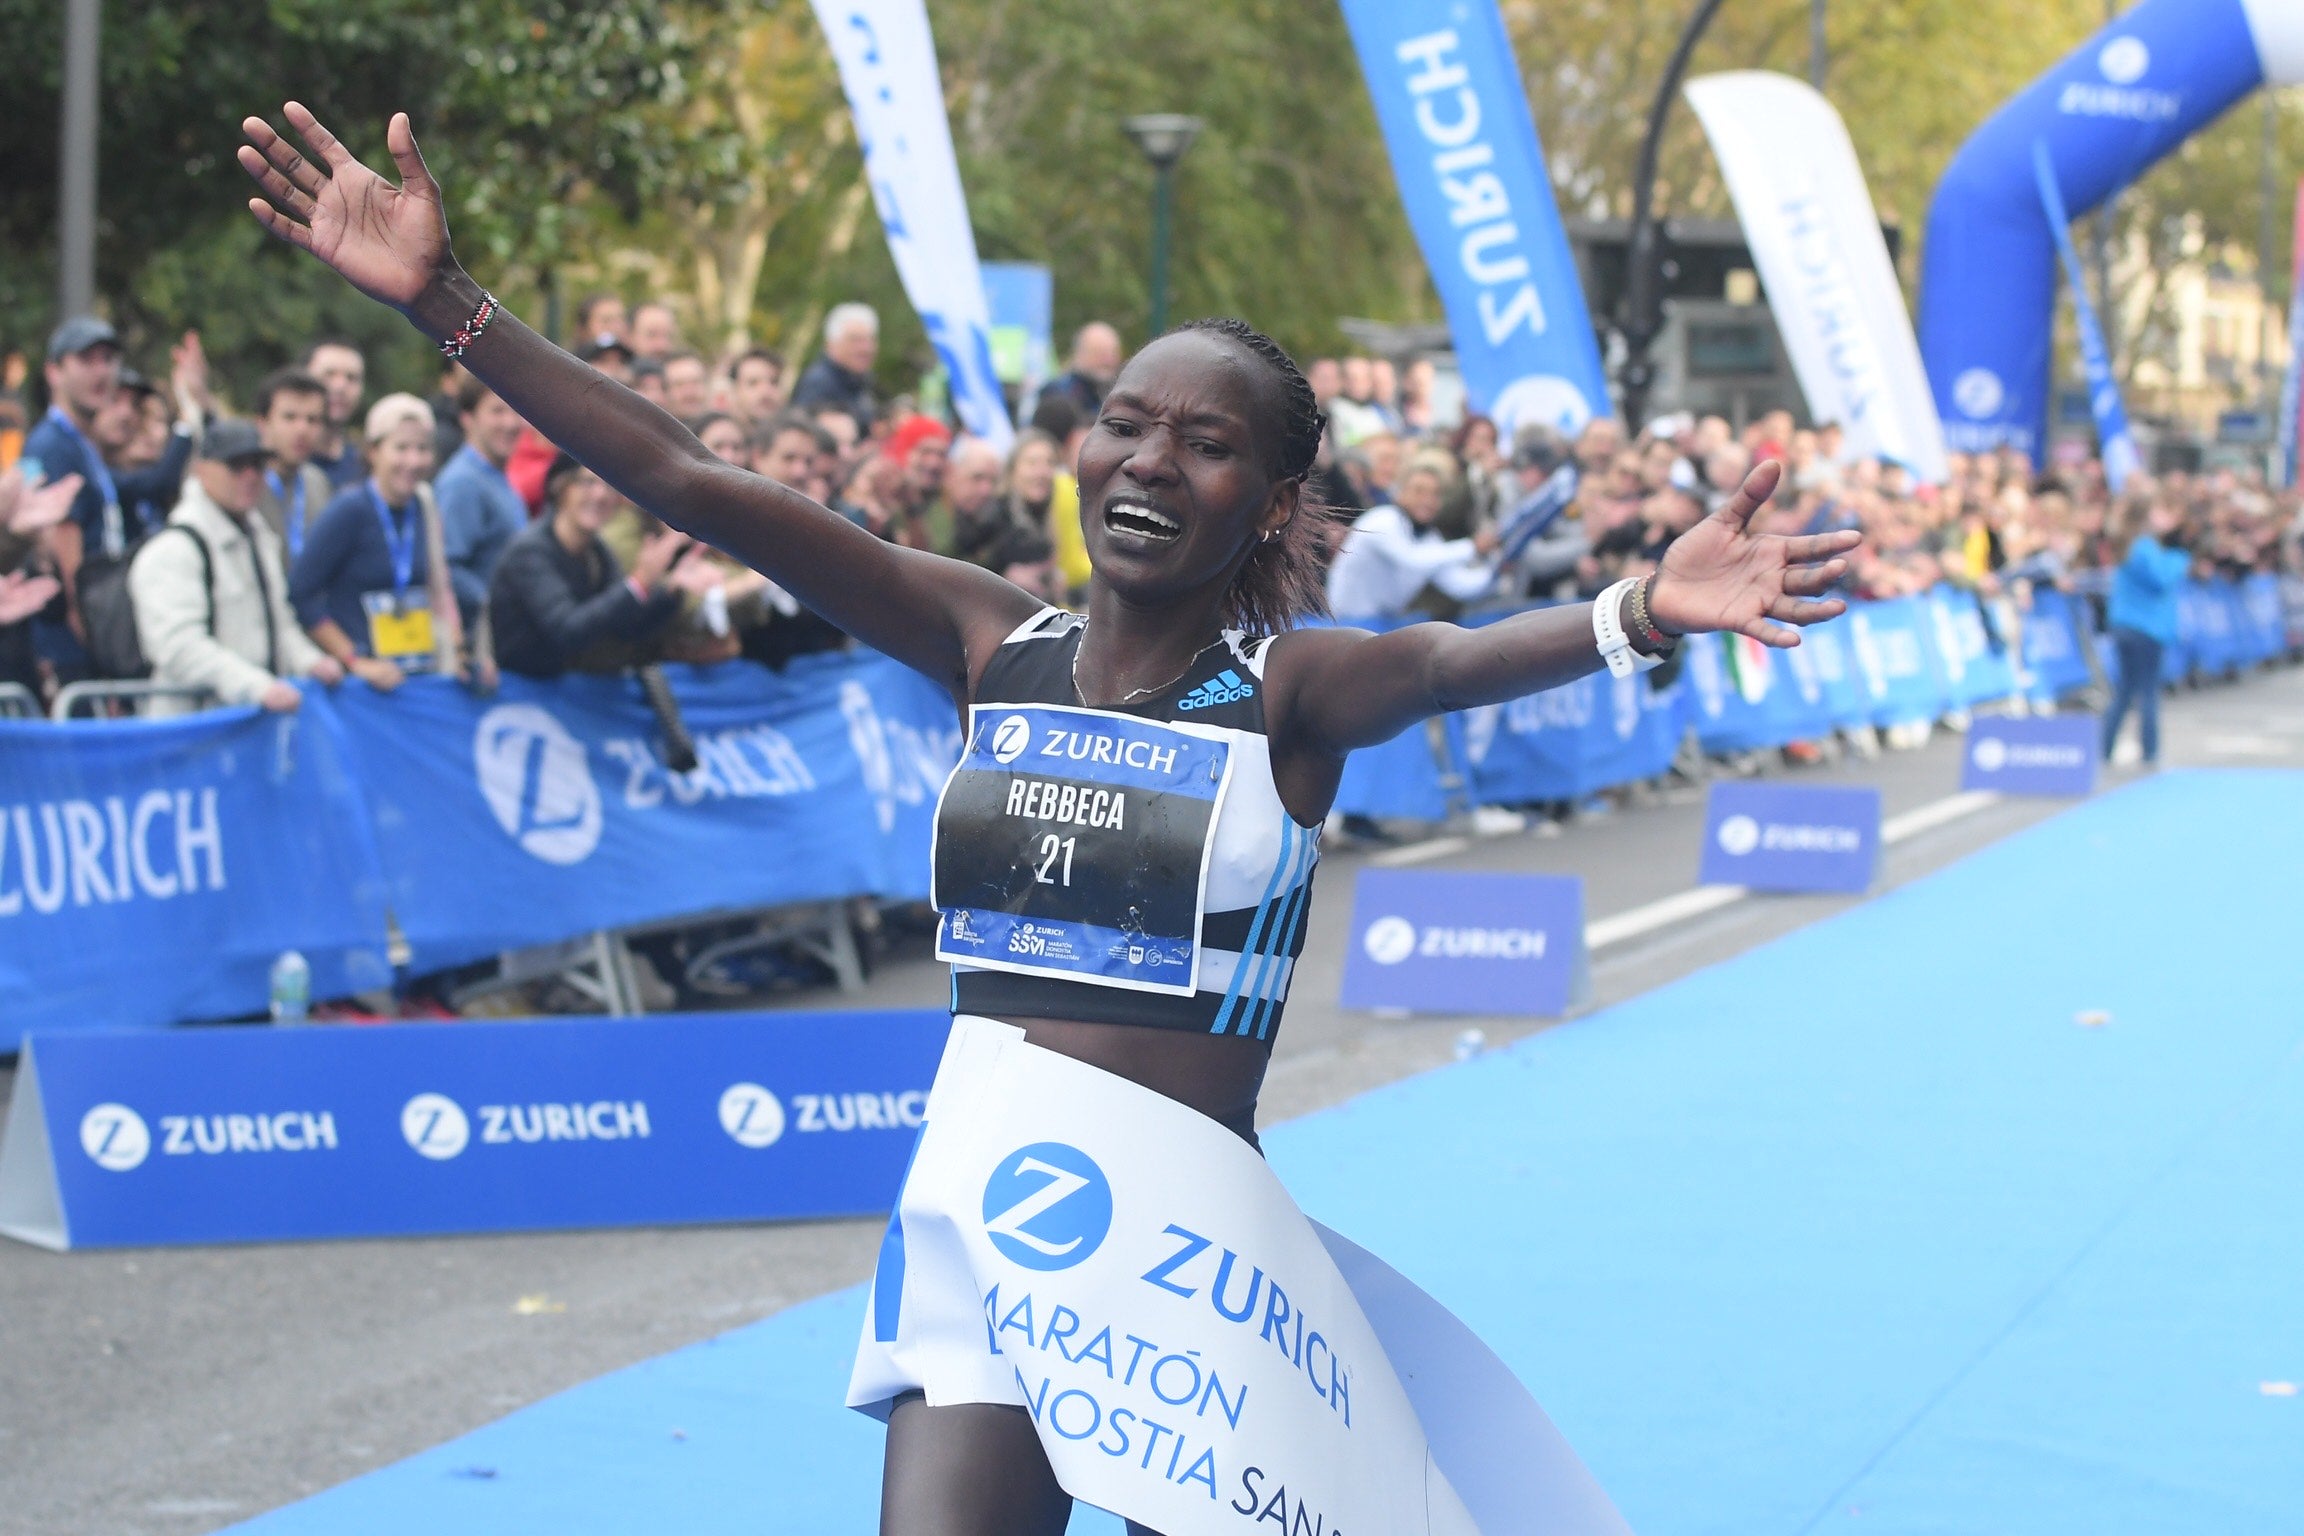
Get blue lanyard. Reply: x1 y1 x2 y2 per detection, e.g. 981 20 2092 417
268 468 308 558
43 404 120 526
366 481 417 596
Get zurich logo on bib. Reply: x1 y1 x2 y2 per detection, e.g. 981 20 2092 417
982 1142 1114 1271
989 714 1032 764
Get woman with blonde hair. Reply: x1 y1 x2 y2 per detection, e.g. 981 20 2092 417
287 391 465 688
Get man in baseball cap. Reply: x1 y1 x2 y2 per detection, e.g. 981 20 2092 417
45 314 120 365
127 417 340 716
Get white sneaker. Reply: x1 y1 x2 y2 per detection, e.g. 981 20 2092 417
1468 805 1528 836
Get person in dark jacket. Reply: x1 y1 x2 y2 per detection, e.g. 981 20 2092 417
487 456 708 677
789 303 880 430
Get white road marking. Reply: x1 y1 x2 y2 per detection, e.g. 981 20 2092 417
1585 884 1747 949
1881 790 2000 844
1374 836 1471 866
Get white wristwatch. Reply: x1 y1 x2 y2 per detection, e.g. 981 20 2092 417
1593 577 1667 678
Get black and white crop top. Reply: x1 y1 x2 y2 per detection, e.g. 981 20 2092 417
931 608 1320 1041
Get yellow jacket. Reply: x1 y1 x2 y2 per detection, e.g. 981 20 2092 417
1050 473 1092 595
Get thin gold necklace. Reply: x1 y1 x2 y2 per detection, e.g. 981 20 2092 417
1070 624 1216 707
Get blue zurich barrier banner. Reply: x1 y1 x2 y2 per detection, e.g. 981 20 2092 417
1962 715 2099 797
2022 589 2096 701
1458 668 1682 804
1341 869 1585 1017
0 1008 949 1249
1846 597 1951 727
1700 782 1881 893
313 652 960 973
0 706 391 1050
1685 629 1841 754
0 586 2284 1044
1928 589 2024 709
1336 0 1611 438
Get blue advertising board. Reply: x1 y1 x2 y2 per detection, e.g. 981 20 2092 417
1961 714 2100 797
1699 782 1882 894
0 1008 950 1250
1340 869 1585 1017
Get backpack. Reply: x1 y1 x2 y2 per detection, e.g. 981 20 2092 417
78 525 214 680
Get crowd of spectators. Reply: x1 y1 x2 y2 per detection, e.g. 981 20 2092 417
2 305 2296 774
0 299 1116 716
1306 368 2302 762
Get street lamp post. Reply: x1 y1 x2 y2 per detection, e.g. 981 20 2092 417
58 0 101 318
1618 0 1730 432
1123 114 1203 339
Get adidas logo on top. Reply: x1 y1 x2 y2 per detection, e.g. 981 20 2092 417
1177 669 1255 711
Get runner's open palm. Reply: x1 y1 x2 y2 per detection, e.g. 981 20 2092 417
1650 460 1862 647
237 105 450 312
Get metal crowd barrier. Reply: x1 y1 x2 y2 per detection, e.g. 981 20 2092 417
450 902 867 1018
51 680 216 720
0 682 40 719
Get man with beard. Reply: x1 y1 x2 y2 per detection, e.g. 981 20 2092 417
23 318 207 676
252 368 333 561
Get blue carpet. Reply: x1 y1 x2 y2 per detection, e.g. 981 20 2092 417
227 770 2304 1535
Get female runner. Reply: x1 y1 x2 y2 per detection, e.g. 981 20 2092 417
239 105 1860 1536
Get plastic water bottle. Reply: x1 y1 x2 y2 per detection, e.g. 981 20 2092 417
1453 1027 1487 1062
269 950 310 1026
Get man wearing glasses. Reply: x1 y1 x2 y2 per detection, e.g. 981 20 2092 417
128 419 342 717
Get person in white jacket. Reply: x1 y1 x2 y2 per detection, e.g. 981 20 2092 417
129 419 342 716
1324 460 1499 620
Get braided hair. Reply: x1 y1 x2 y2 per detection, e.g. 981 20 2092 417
1172 316 1332 636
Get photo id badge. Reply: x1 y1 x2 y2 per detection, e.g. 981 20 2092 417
931 703 1234 994
362 590 436 666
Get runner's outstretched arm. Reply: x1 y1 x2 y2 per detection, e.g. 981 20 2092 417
1274 460 1860 755
238 104 1040 701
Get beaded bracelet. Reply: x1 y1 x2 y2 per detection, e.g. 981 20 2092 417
1629 574 1678 654
439 290 499 361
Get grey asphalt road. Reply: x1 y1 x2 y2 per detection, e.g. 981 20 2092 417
6 667 2301 1536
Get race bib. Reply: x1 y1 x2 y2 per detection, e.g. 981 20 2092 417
362 590 436 665
933 704 1234 995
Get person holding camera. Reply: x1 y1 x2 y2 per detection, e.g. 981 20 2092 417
487 455 717 678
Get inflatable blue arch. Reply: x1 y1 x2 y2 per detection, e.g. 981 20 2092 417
1919 0 2303 461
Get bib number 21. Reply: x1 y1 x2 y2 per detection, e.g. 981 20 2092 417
1034 834 1076 887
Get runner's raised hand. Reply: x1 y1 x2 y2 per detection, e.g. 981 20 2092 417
238 105 450 313
1649 459 1861 647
